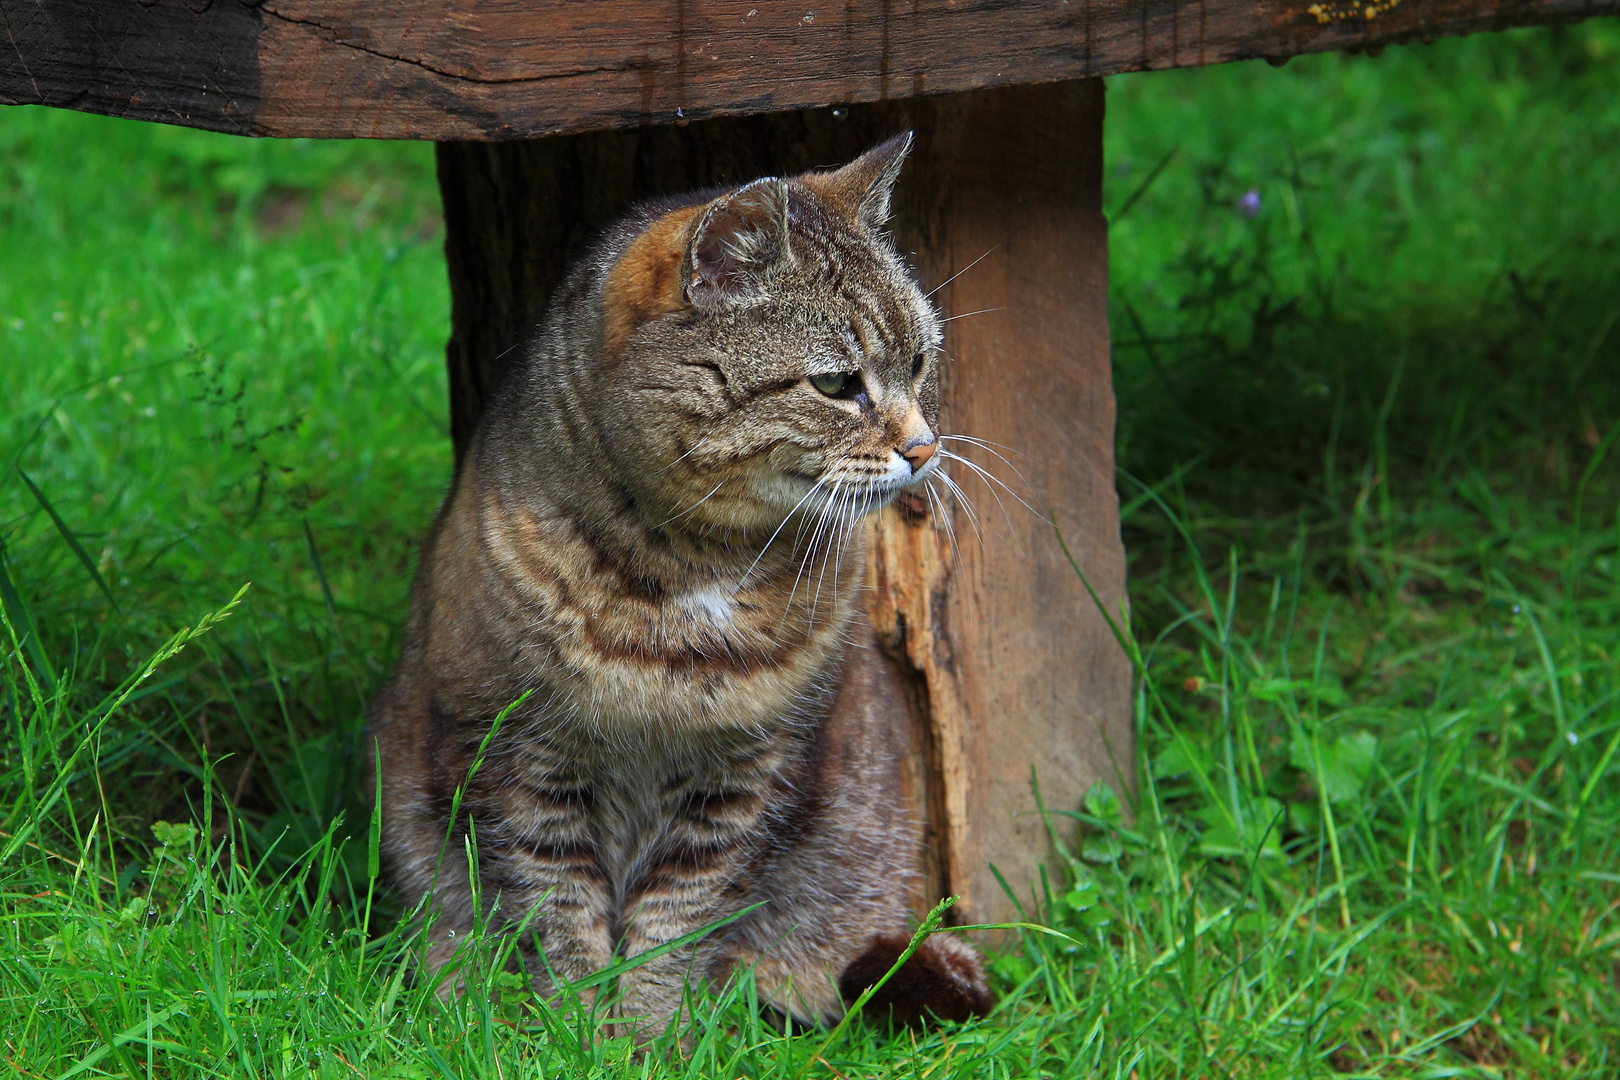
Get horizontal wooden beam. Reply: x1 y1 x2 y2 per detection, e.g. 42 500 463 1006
3 0 1613 140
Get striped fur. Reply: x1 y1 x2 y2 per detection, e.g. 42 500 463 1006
370 134 990 1035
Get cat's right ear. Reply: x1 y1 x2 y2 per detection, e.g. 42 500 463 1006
684 178 793 309
800 131 913 233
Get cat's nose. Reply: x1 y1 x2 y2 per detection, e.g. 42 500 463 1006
903 438 937 471
900 408 937 472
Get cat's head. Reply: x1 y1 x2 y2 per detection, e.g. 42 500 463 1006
592 134 942 541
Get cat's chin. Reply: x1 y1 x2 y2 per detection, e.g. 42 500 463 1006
767 472 921 517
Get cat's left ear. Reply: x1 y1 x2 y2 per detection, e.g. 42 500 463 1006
685 178 793 308
801 131 913 233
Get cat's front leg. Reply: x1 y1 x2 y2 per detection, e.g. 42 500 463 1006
466 776 618 999
612 774 771 1037
611 893 729 1039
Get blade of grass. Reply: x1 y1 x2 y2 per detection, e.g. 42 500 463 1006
0 537 57 694
17 469 121 614
803 897 957 1078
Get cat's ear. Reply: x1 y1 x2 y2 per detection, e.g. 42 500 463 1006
802 131 913 233
685 178 793 307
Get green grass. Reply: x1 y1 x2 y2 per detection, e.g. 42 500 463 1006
3 21 1619 1077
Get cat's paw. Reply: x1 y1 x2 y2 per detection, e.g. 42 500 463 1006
838 931 993 1026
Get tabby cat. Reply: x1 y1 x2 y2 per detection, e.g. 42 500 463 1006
369 133 992 1035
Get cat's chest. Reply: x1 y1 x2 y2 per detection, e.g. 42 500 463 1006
670 583 739 627
480 504 851 732
554 581 846 731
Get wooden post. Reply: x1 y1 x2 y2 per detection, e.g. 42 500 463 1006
437 81 1132 925
861 83 1132 925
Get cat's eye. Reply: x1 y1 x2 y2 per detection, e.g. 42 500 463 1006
810 371 853 396
911 353 928 379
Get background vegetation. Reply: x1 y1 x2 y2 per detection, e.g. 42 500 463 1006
2 21 1618 1077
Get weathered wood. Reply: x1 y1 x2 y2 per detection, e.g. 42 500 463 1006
1 0 260 131
436 81 1130 925
860 82 1130 924
5 0 1611 140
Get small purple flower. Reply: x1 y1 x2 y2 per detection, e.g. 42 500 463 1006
1238 189 1261 218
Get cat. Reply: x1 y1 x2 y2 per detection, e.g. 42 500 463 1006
369 133 992 1036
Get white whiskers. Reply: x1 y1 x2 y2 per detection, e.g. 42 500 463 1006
740 474 833 586
786 476 845 621
940 307 1004 324
818 483 872 624
925 246 999 300
923 477 962 569
938 434 1031 488
739 439 1034 628
653 434 712 475
937 448 1042 520
932 468 986 550
652 479 726 530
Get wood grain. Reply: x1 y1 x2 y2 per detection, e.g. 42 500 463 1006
435 82 1130 926
4 0 1611 139
0 0 259 133
864 81 1132 925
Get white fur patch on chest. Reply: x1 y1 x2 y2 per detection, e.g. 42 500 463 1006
672 583 737 627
